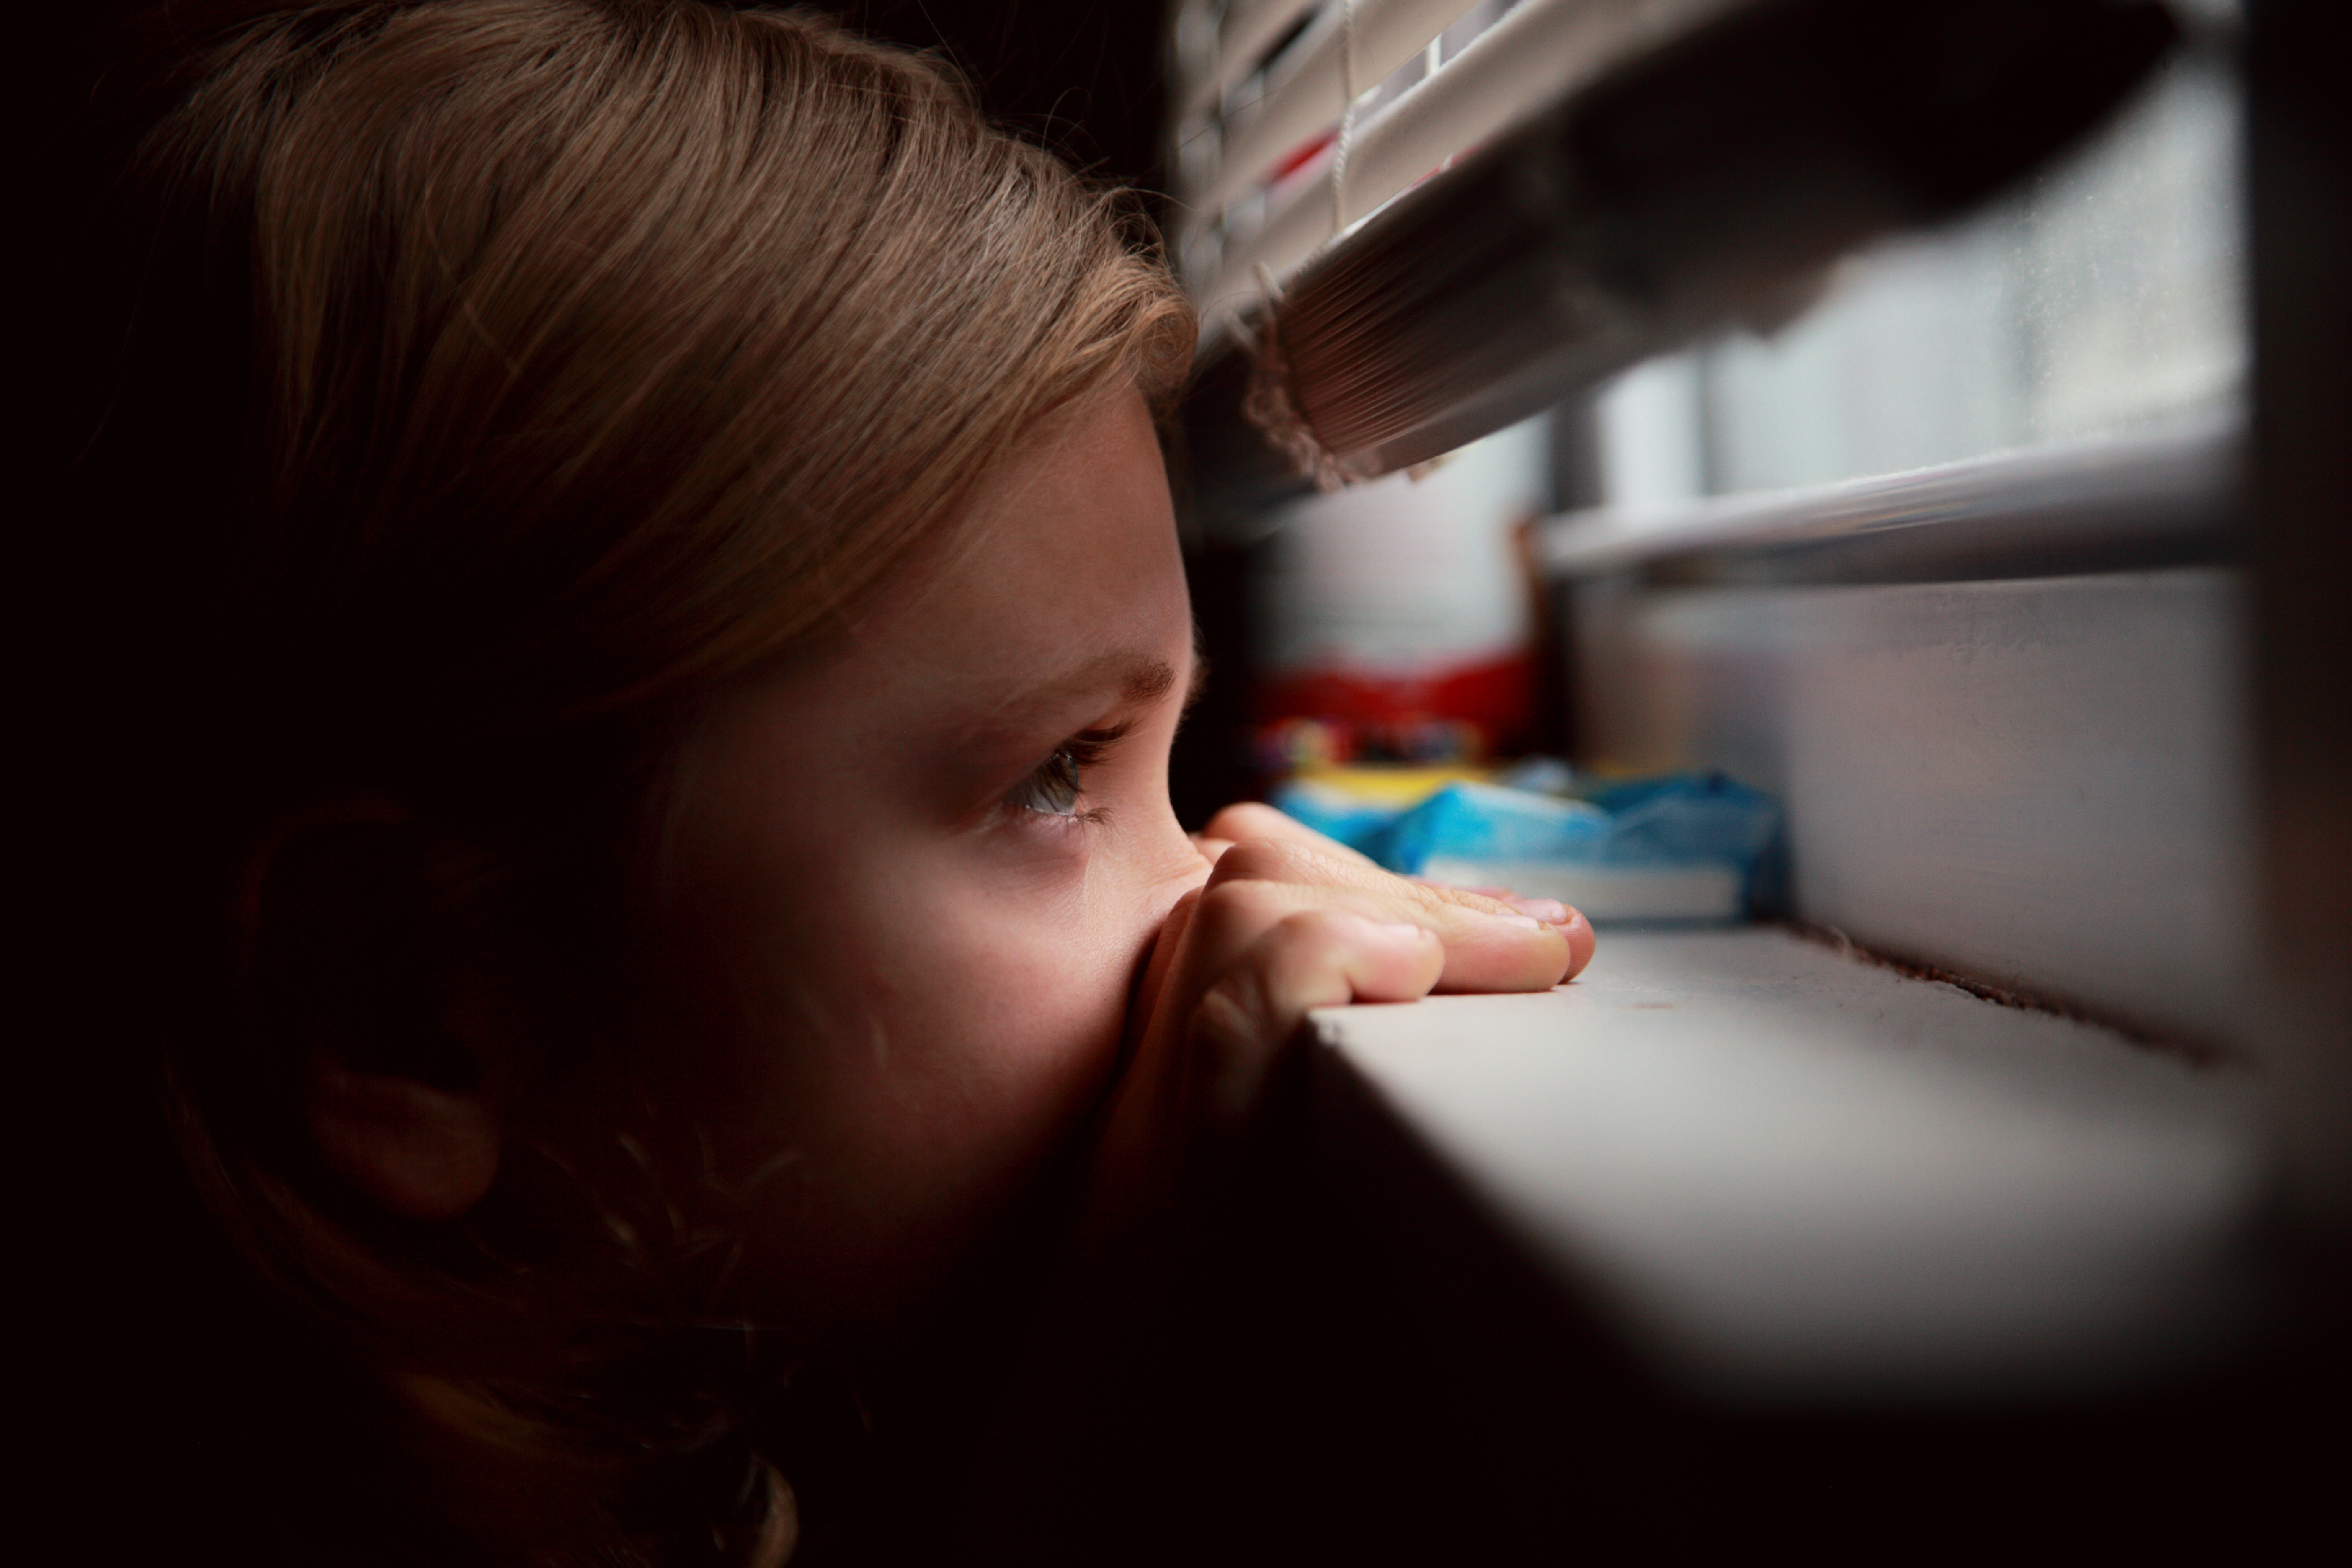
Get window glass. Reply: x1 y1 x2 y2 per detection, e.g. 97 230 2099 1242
1589 7 2244 511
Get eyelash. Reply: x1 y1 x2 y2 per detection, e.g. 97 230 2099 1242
1004 728 1124 822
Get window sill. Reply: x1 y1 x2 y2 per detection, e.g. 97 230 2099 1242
1308 925 2268 1406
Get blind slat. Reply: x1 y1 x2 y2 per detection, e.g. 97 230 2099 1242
1175 0 1320 127
1188 0 1480 227
1196 0 1745 322
1343 0 1741 236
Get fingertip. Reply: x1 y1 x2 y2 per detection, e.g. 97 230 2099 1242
1561 908 1598 980
1427 905 1577 994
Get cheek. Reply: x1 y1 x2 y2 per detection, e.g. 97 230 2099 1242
829 877 1136 1171
684 846 1145 1310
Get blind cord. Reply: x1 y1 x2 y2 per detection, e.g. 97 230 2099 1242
1333 0 1358 237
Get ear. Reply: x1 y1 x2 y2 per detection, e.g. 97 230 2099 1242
305 1056 503 1222
236 800 521 1222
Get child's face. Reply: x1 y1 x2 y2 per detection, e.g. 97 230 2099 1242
654 387 1208 1333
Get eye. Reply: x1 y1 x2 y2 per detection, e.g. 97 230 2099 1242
1006 748 1086 818
1002 727 1126 821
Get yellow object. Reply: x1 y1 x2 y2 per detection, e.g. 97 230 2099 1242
1290 763 1492 806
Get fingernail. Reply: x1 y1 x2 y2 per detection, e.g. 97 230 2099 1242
1489 911 1547 931
1504 896 1569 925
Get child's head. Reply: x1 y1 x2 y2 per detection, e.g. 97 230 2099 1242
92 0 1197 1555
83 6 1591 1560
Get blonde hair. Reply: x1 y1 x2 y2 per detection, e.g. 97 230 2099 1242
97 2 1193 1562
145 0 1190 731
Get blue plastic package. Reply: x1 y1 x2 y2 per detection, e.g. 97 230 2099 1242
1369 782 1611 874
1576 772 1782 869
1267 770 1782 923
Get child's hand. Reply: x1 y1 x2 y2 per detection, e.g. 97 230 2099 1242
964 807 1595 1542
1093 802 1594 1207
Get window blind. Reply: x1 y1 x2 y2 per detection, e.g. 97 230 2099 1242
1181 1 1473 236
1172 0 2184 507
1173 0 1747 330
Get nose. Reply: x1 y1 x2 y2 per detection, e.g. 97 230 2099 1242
1137 794 1216 928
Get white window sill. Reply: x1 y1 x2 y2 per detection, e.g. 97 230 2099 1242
1309 926 2268 1406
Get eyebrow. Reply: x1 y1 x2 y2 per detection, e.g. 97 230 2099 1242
1119 651 1181 708
974 649 1182 740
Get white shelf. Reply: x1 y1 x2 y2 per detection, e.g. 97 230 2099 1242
1310 926 2269 1404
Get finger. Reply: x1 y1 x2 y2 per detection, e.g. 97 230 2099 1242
1198 801 1379 867
1411 877 1569 926
1189 853 1569 995
1211 836 1577 947
1424 880 1517 900
1450 885 1581 926
1213 835 1532 920
1189 833 1237 868
1408 873 1597 982
1129 885 1202 1040
1186 910 1442 1131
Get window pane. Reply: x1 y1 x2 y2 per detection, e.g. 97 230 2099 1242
1591 18 2244 507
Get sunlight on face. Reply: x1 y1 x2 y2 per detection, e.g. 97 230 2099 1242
655 388 1209 1335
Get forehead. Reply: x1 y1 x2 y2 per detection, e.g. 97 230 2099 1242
801 387 1190 733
